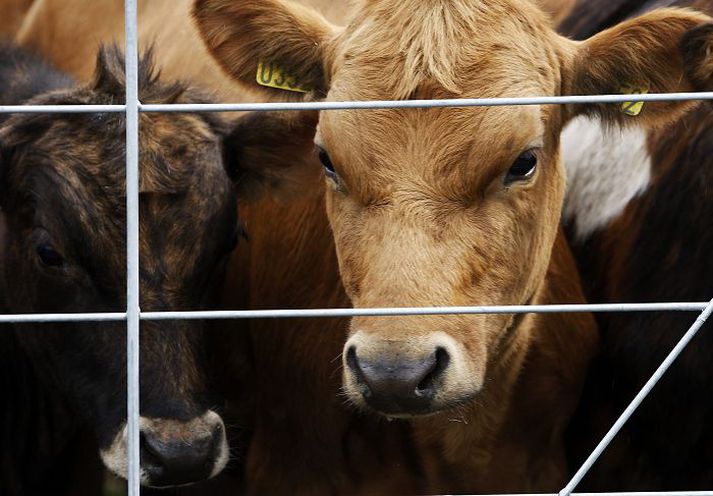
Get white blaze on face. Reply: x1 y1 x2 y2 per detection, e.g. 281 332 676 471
100 410 229 487
561 115 652 241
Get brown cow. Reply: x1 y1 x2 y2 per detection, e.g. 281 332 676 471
191 0 713 493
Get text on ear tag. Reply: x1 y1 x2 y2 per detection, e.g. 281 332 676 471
256 61 309 93
621 85 649 116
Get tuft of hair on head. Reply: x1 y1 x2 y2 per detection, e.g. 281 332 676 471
91 44 187 104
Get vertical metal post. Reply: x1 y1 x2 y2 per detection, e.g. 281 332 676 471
124 0 141 494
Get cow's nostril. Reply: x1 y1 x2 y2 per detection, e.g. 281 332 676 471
346 346 371 398
346 346 359 373
417 347 450 394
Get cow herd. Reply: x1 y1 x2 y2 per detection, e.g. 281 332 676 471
1 0 713 494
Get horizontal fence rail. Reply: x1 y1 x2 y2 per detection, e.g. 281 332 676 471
2 90 713 114
0 302 711 324
139 90 713 111
0 104 126 113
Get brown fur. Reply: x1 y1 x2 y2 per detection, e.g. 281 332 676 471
193 0 340 100
538 0 576 24
14 0 352 102
0 0 34 39
563 8 710 126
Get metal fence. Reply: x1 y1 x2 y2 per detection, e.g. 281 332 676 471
2 0 713 495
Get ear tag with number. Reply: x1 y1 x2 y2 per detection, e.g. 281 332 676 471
620 85 649 116
256 61 310 93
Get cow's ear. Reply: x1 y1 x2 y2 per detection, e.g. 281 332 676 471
562 8 712 127
681 22 713 90
192 0 339 100
223 110 322 201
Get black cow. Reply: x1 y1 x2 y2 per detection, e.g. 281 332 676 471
0 43 240 493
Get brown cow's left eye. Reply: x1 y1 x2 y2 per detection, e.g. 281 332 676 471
318 146 339 182
505 150 538 186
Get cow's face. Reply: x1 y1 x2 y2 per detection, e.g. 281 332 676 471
0 49 237 487
313 1 567 416
194 0 712 416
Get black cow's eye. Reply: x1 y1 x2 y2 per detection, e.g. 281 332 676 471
505 149 538 186
318 146 339 182
36 243 64 267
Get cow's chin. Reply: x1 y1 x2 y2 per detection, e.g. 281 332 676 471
100 410 229 488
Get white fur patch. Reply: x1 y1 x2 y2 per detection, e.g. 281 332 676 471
561 115 652 241
100 421 148 485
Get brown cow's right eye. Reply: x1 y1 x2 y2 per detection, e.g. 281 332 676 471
505 149 538 186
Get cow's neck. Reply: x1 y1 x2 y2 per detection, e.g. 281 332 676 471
234 192 425 495
412 230 599 493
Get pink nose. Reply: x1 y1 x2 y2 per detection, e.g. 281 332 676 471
346 346 450 415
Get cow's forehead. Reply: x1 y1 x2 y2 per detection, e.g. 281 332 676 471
319 103 544 165
330 0 560 102
19 116 234 284
317 103 546 206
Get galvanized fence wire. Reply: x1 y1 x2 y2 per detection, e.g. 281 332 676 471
559 297 713 496
0 1 710 493
124 0 140 493
0 302 709 325
6 90 713 114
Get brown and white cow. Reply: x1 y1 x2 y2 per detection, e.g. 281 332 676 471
554 0 713 491
191 0 713 492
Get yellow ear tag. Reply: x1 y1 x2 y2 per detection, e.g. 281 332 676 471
256 61 309 93
620 85 649 116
